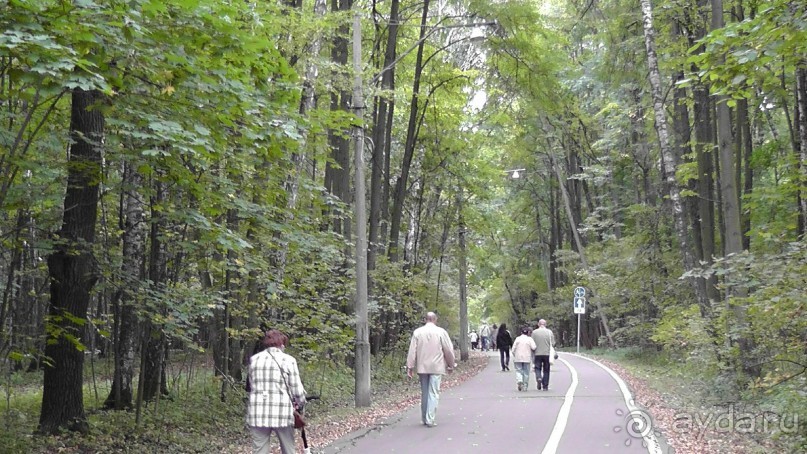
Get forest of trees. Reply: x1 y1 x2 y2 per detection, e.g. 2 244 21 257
0 0 804 445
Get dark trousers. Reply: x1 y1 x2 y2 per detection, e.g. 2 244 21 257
534 355 550 389
499 348 510 370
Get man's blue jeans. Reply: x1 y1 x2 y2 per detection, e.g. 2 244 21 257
418 374 442 425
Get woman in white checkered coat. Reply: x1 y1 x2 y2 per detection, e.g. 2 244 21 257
246 329 306 454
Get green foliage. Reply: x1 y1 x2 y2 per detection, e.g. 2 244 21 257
651 304 717 366
688 0 807 99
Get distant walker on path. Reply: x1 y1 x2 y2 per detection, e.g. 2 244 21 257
479 322 491 351
496 323 513 371
407 312 456 427
531 319 555 391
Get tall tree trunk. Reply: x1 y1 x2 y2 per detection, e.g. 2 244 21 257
796 66 807 237
388 0 431 262
141 181 168 402
39 88 104 434
640 0 699 292
711 0 755 380
104 162 146 410
274 0 327 277
324 0 353 236
381 102 394 250
672 64 712 310
693 87 721 304
225 207 242 386
565 149 585 248
685 0 722 305
369 0 399 270
534 196 553 290
0 210 26 357
736 97 753 250
549 179 560 288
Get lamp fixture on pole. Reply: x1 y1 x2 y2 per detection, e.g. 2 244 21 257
505 168 526 179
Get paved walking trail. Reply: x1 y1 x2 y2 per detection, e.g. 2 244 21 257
321 351 669 453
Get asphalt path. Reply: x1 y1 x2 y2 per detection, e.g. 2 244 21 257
321 351 668 454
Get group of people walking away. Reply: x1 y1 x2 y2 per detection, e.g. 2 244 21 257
245 315 555 452
407 314 557 430
486 319 556 391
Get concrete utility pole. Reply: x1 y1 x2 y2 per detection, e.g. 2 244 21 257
352 12 371 407
457 188 469 361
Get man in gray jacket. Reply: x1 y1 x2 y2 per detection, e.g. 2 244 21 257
531 319 555 391
407 312 456 427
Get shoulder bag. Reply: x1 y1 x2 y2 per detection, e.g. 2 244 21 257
268 351 306 429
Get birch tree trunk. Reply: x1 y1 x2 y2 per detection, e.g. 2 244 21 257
639 0 698 282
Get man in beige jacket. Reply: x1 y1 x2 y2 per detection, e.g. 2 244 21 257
406 312 456 427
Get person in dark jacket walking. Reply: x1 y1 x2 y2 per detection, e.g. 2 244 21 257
496 323 513 371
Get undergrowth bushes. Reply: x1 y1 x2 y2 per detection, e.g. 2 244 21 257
0 346 417 453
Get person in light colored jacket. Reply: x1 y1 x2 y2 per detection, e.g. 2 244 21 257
511 327 537 391
479 322 491 351
407 312 456 427
246 329 306 454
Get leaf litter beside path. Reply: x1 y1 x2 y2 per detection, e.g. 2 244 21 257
230 351 489 454
594 357 783 454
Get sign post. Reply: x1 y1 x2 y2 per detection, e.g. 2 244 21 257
573 287 586 353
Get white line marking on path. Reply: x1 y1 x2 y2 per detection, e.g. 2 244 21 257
570 354 663 454
541 357 578 454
